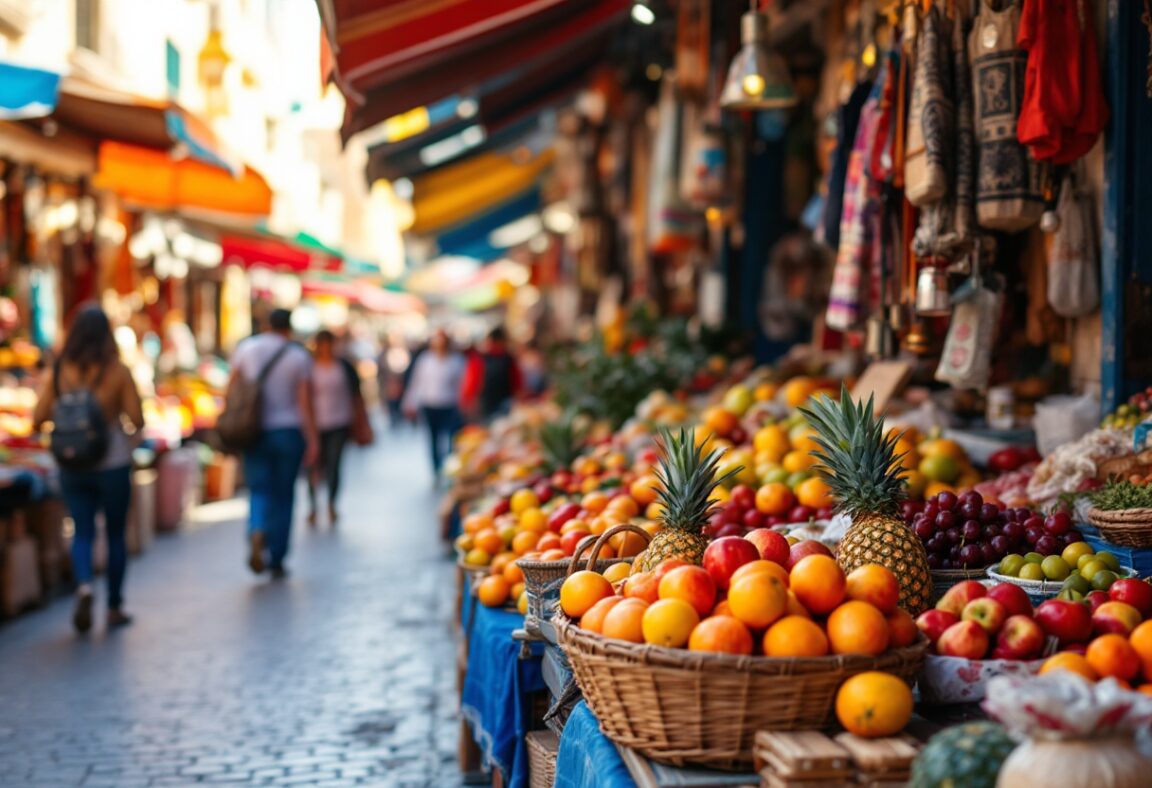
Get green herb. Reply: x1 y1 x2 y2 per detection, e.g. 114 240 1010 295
1090 479 1152 511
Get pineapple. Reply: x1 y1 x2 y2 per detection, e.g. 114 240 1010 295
538 412 585 472
799 387 932 614
640 428 737 571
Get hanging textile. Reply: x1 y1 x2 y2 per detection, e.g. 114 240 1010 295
821 81 873 250
647 75 698 254
970 0 1044 231
1047 167 1100 318
1017 0 1109 164
905 4 950 206
935 281 1003 388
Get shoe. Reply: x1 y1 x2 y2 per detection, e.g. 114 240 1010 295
328 506 339 525
307 510 317 527
248 531 266 574
73 591 93 634
107 610 134 628
269 565 289 580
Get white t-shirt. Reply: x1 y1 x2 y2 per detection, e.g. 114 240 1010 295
402 351 465 410
230 334 313 430
312 360 354 431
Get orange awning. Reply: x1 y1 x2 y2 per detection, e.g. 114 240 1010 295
92 141 272 217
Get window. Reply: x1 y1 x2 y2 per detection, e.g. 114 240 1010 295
75 0 100 53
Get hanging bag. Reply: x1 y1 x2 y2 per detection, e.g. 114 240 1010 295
217 342 293 452
50 363 109 470
1047 170 1099 318
905 4 950 205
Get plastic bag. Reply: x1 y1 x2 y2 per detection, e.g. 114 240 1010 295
1047 172 1100 317
1033 394 1101 457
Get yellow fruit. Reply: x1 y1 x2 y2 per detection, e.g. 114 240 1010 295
783 377 817 408
517 592 528 615
783 450 817 473
477 576 511 607
919 455 961 484
754 425 791 460
510 489 539 515
464 548 491 566
519 508 547 532
835 672 914 738
918 438 967 461
754 382 778 402
899 469 928 499
602 562 632 584
789 425 821 455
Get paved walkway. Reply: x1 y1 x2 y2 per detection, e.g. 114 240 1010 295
0 428 462 787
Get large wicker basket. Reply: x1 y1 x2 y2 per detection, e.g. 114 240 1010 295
525 730 559 788
553 528 929 770
1087 507 1152 548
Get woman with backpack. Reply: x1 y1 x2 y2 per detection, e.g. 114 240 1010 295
307 330 369 526
32 305 144 634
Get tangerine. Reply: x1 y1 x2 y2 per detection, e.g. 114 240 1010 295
642 598 701 648
477 576 511 608
463 548 491 567
845 564 900 614
1040 652 1099 681
630 475 662 506
795 477 834 510
753 425 791 460
579 595 625 633
1086 634 1142 681
727 572 788 629
510 489 539 515
464 512 494 534
503 562 525 585
730 560 790 588
606 496 640 519
786 590 811 618
755 483 796 516
609 530 647 558
601 598 648 643
602 562 631 584
764 615 829 657
827 601 890 656
702 407 739 438
582 491 610 514
559 571 614 618
474 529 506 556
789 425 822 455
518 508 547 533
790 555 847 614
688 616 754 655
886 609 919 648
835 672 914 738
489 551 516 576
536 533 562 553
511 530 541 556
713 599 734 617
782 450 818 474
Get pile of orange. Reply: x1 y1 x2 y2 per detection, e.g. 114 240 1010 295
1040 619 1152 694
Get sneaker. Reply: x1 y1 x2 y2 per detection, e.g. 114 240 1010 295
73 591 93 634
269 565 289 581
107 610 134 628
248 531 266 574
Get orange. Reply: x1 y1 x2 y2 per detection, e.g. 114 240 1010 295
702 406 739 438
464 512 494 534
924 481 957 499
919 438 967 461
1129 620 1152 664
630 475 662 506
754 382 779 402
609 530 647 558
1086 634 1142 681
573 457 601 477
582 491 610 514
474 528 506 556
764 615 829 657
477 575 511 608
559 571 614 618
1136 684 1152 698
642 598 701 648
835 672 914 738
783 377 817 408
603 451 628 470
844 564 900 614
517 591 528 615
783 450 818 474
892 437 920 470
886 609 919 648
511 581 525 599
708 486 731 505
790 555 847 614
539 548 566 561
731 560 790 588
580 477 601 494
510 488 539 515
601 562 631 584
489 551 516 576
536 533 562 553
755 483 796 516
601 598 649 643
518 508 547 532
789 425 822 455
827 601 890 656
753 425 791 460
606 496 640 519
511 530 541 556
579 595 625 633
503 561 525 585
786 590 811 618
712 599 733 617
795 477 834 510
1040 652 1099 681
645 502 665 520
463 548 491 567
560 517 589 535
688 615 754 655
900 469 928 499
727 572 788 629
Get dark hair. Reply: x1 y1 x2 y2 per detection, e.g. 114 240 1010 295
269 308 292 332
315 329 335 345
488 327 507 343
60 304 117 369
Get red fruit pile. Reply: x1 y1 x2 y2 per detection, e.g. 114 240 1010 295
917 581 1045 660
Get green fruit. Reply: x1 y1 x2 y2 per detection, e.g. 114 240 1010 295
1058 588 1085 602
1080 559 1107 580
1095 551 1121 573
1091 570 1119 591
1062 574 1092 595
1019 563 1046 581
785 471 812 488
1024 552 1045 565
911 721 1017 788
998 555 1026 577
1041 556 1071 581
763 467 790 485
920 455 961 484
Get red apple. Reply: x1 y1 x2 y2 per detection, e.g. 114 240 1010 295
745 529 790 564
993 615 1045 660
962 598 1008 634
986 583 1033 619
702 537 760 590
788 505 815 523
547 502 582 532
786 539 833 570
937 620 990 659
1085 590 1110 613
560 530 591 556
652 559 691 582
1109 578 1152 618
916 609 961 646
492 498 511 516
658 566 718 617
1092 601 1143 636
1035 599 1093 643
730 485 757 511
936 580 988 617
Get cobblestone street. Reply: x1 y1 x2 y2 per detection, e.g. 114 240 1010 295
0 429 462 787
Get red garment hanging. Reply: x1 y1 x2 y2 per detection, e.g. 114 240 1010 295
1016 0 1109 164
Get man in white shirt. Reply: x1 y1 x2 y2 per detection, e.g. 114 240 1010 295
229 309 318 578
402 329 465 482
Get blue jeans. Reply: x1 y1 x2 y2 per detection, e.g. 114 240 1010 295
421 406 459 476
60 465 132 610
243 428 305 568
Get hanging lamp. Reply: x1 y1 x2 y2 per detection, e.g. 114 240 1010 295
719 0 797 111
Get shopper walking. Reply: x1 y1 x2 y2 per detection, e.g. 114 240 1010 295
402 329 465 482
461 327 522 422
228 309 317 578
307 330 366 526
33 305 144 633
376 335 411 429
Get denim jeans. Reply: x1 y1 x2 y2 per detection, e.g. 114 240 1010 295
60 465 132 610
421 406 459 476
243 428 305 568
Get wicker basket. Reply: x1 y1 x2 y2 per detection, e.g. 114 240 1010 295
930 567 988 601
517 529 639 621
1087 507 1152 548
525 729 559 788
554 528 928 769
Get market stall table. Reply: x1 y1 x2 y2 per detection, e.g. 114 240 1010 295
461 602 546 788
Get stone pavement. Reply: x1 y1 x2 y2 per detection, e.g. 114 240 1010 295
0 428 464 787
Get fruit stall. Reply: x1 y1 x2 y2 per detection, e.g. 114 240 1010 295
444 341 1152 788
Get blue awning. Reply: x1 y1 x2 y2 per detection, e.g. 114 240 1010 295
0 61 61 120
435 187 541 261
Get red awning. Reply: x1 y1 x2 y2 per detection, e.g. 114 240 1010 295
221 234 341 273
334 0 628 141
301 276 425 314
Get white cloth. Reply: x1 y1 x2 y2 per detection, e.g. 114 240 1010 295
312 361 353 431
230 334 313 430
402 351 464 410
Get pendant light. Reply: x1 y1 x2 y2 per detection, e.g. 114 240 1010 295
719 0 797 111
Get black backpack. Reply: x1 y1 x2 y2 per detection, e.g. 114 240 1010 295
50 363 110 470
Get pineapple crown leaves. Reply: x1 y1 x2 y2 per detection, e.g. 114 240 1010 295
538 411 586 471
653 427 740 533
797 385 907 518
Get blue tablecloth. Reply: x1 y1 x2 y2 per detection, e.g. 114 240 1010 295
461 604 546 788
555 701 636 788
